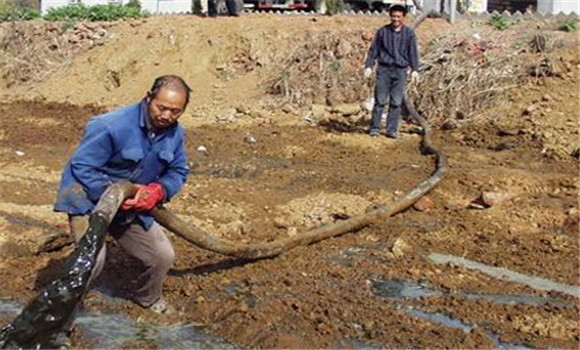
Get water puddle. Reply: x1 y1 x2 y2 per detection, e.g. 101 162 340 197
397 306 533 350
428 253 580 298
402 308 472 333
0 298 234 349
371 278 574 307
370 278 571 350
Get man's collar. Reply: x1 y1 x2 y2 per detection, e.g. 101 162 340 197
387 23 405 31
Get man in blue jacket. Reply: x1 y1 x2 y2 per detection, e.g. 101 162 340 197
54 75 191 314
364 4 420 139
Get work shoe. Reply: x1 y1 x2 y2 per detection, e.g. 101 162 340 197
369 130 380 137
148 298 174 315
47 329 72 349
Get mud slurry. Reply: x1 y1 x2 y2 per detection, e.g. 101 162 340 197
0 100 578 349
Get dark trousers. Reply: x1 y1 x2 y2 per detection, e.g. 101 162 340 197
370 65 407 135
208 0 238 16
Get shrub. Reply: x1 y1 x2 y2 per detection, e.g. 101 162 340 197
18 8 41 20
489 13 510 30
558 19 578 32
325 0 344 15
0 7 41 22
126 0 142 10
44 3 147 22
44 4 89 21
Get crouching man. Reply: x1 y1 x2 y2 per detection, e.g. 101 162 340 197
54 75 191 314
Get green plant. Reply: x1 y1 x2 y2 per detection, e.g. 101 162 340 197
61 17 77 32
126 0 142 10
0 1 41 22
44 3 147 22
44 4 89 21
558 19 578 32
329 59 341 72
325 0 344 15
18 8 41 20
489 13 510 30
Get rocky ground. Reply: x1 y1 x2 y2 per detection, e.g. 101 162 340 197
0 13 578 349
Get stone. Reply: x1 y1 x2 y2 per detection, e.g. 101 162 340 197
481 191 510 207
282 104 297 114
311 104 326 119
522 103 539 116
336 39 352 58
251 109 269 119
541 94 551 102
566 207 579 219
349 114 364 124
273 217 290 229
493 142 514 151
413 196 434 212
287 227 298 237
215 108 236 123
390 238 411 258
331 103 360 116
244 135 257 144
441 120 458 131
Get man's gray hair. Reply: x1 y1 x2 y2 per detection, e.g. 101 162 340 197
149 75 192 105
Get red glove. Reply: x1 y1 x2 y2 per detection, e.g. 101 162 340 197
121 183 165 212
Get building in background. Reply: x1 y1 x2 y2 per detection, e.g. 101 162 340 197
40 0 192 15
420 0 578 13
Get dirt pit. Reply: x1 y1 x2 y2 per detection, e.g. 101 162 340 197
0 95 578 349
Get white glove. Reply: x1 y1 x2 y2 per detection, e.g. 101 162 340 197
411 71 420 83
363 67 373 79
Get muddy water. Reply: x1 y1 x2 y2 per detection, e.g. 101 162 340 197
428 253 580 298
0 298 233 349
371 280 539 349
371 278 575 308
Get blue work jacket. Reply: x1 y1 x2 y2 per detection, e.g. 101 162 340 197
54 100 190 229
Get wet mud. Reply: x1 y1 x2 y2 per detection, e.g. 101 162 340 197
0 101 578 349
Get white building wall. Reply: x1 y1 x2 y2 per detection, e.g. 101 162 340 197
140 0 192 14
41 0 75 14
538 0 579 14
420 0 489 14
420 0 579 14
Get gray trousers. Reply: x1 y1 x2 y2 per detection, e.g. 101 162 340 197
69 215 175 307
370 65 407 135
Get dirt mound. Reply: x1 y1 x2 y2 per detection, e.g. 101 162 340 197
0 15 449 117
0 20 116 86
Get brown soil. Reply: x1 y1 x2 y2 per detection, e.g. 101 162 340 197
0 14 578 350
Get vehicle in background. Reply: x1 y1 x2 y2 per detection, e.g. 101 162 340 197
241 0 415 13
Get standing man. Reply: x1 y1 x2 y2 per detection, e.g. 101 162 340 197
54 75 191 314
364 4 419 139
208 0 239 17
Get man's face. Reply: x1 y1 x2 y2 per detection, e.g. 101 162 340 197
147 88 187 130
390 10 405 29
